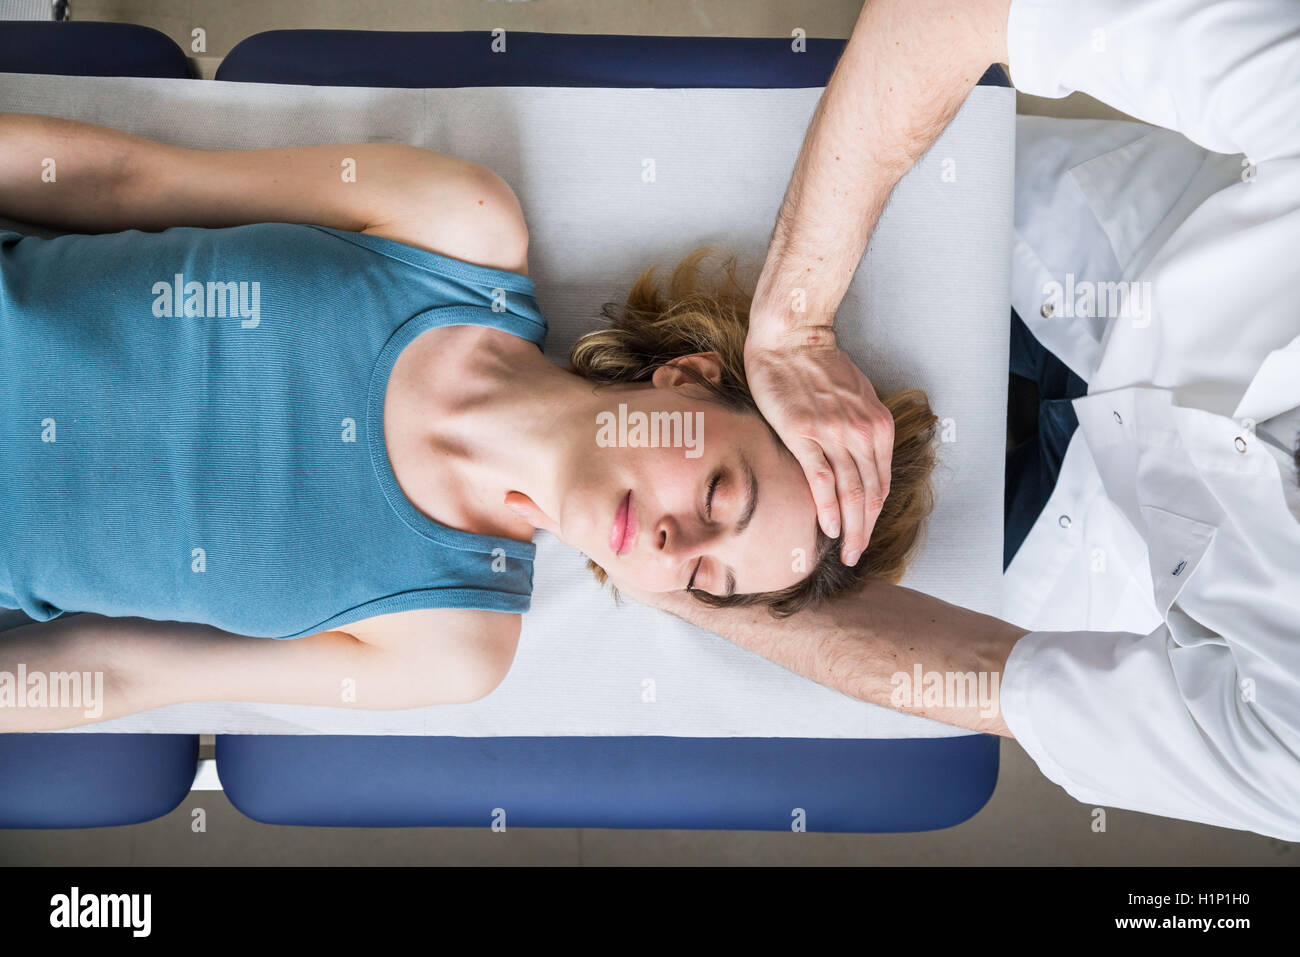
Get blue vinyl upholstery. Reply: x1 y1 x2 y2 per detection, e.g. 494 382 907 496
217 734 998 831
0 733 198 828
217 28 1010 89
0 21 190 78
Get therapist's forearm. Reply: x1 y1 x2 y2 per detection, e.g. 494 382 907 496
749 0 1010 341
652 581 1027 736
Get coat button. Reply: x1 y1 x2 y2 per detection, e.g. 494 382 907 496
1041 301 1055 318
1058 514 1072 528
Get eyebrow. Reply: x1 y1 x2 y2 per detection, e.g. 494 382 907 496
720 452 759 597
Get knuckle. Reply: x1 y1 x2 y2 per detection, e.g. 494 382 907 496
840 484 869 507
797 417 822 440
851 420 876 443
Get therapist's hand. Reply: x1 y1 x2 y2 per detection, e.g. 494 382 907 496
744 327 894 566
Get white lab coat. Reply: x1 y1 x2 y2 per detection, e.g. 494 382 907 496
999 0 1300 840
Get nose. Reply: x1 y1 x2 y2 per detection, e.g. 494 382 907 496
652 514 717 569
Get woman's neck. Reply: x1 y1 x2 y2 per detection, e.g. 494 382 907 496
386 327 602 540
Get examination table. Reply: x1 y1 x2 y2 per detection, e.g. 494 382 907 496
0 22 1012 832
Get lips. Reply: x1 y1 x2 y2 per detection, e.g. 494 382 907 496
609 490 637 556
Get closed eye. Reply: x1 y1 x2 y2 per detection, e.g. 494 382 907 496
688 557 736 596
687 472 723 590
705 471 721 519
687 460 753 597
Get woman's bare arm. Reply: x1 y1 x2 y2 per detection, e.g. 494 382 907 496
0 609 519 732
0 112 529 272
631 581 1026 736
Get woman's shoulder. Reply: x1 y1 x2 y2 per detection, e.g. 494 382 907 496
350 605 520 644
359 159 532 279
345 606 522 702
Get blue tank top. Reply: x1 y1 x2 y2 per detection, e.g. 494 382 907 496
0 223 547 638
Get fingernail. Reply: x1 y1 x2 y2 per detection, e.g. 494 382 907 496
844 549 860 566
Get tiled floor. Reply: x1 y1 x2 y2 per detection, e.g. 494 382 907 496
0 0 1289 864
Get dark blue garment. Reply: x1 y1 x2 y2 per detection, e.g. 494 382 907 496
0 223 547 637
1004 308 1088 570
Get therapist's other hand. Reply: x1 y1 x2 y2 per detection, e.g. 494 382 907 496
744 327 894 566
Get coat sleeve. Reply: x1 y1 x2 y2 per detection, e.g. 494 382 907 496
1007 0 1300 163
1002 616 1300 840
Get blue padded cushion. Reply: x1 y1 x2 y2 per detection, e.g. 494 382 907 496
217 29 1010 89
0 22 190 78
216 734 998 831
0 734 198 828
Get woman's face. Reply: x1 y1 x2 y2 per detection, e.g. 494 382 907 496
555 356 822 597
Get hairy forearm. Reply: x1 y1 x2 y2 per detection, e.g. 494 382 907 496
649 581 1027 735
749 0 1010 341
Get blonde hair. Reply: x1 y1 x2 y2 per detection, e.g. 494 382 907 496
569 247 937 617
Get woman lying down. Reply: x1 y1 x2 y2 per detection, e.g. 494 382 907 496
0 114 937 731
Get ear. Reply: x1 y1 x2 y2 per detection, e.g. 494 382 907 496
649 352 724 390
504 491 561 536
